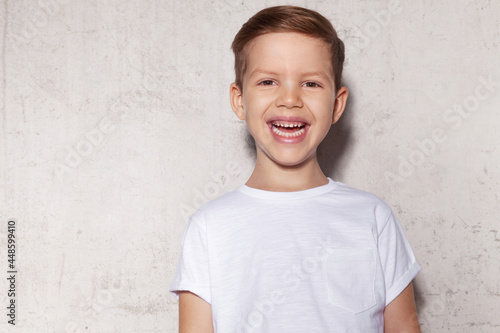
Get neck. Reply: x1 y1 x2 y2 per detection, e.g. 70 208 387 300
245 150 328 192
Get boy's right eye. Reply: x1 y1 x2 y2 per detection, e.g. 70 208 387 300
258 80 275 86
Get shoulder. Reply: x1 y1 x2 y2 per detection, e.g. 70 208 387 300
189 186 248 222
332 181 391 208
330 181 394 225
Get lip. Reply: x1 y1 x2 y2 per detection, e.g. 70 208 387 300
267 116 310 144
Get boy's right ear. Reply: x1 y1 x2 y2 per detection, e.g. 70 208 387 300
230 82 245 120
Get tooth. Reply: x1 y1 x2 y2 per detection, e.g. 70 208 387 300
271 125 305 138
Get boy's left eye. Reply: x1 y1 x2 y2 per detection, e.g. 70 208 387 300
304 82 320 87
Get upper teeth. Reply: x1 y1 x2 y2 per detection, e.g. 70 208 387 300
273 122 303 128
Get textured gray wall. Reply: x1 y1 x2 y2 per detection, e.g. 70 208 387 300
1 0 499 332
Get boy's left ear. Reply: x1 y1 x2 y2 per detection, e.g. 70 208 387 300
332 86 349 125
230 82 245 120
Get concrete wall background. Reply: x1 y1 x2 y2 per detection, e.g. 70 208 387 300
0 0 499 332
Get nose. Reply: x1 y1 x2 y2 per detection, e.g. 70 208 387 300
276 84 303 109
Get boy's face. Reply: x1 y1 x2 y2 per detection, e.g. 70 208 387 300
230 32 348 168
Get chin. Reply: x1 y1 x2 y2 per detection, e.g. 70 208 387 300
271 154 311 168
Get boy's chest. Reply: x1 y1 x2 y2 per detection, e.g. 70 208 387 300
208 202 379 257
207 205 385 330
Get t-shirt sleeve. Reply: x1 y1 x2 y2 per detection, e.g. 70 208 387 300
378 211 421 306
169 213 211 304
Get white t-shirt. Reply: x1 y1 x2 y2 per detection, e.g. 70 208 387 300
170 178 421 332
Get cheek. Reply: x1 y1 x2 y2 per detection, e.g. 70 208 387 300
310 99 334 119
313 109 335 131
244 92 272 115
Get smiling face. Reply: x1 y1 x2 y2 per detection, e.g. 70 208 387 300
230 32 348 170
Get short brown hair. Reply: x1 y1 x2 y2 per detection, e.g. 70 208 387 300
231 5 345 91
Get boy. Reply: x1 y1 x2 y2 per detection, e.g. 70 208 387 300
170 5 421 332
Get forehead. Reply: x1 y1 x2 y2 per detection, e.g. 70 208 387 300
245 32 333 78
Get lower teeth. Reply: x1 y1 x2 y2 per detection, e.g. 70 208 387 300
272 126 305 138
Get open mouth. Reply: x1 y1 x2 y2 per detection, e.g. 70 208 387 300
270 121 307 138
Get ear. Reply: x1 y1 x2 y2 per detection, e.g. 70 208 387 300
230 82 245 120
332 86 348 125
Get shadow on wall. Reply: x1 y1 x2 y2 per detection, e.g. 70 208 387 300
412 278 426 326
318 83 355 182
244 129 257 161
242 81 356 180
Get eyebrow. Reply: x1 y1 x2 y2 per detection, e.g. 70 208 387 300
248 69 331 80
248 69 279 78
301 71 331 80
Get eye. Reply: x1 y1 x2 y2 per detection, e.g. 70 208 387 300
258 80 275 86
304 81 321 88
